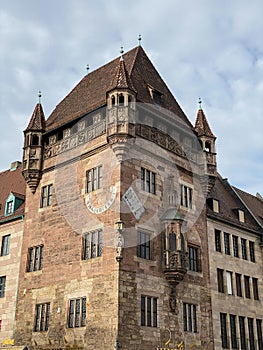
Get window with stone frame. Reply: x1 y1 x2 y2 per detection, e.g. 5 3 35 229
241 238 247 260
141 167 156 195
137 231 151 260
239 316 246 350
1 234 11 256
235 273 242 297
40 184 53 208
68 297 87 328
223 232 230 255
220 313 228 348
217 268 224 293
86 165 102 193
230 314 238 349
232 235 239 258
188 245 201 272
183 303 197 333
256 319 263 350
249 241 255 262
0 276 6 298
248 318 255 350
82 230 102 260
141 295 157 327
226 271 233 295
34 302 50 332
180 184 193 209
252 277 259 300
244 275 251 299
27 245 44 272
215 229 222 252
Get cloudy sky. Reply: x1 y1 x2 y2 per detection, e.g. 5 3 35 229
0 0 262 195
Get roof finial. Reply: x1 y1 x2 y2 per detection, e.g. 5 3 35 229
120 46 124 61
198 97 202 110
86 64 89 75
138 34 142 46
38 91 42 104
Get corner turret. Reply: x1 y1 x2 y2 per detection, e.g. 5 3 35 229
22 97 46 193
194 100 217 194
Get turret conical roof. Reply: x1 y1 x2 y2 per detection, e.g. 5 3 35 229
25 103 46 132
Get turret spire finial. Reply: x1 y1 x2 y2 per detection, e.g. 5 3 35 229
86 64 90 75
138 34 142 46
120 46 124 61
38 91 42 104
198 97 202 110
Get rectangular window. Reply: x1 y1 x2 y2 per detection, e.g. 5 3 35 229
34 303 50 332
226 271 233 295
137 231 151 260
252 278 259 300
6 201 13 215
212 199 219 213
241 238 247 260
224 232 230 255
41 184 53 207
180 184 193 209
244 275 251 299
27 245 44 272
236 273 242 297
248 318 255 350
68 297 86 328
232 235 239 258
215 229 221 252
230 314 238 349
188 245 200 272
239 316 246 350
220 313 228 348
0 276 6 298
83 230 102 260
249 241 255 262
86 166 102 193
1 234 11 256
183 303 197 333
217 268 224 293
141 296 157 327
141 168 156 194
256 319 263 350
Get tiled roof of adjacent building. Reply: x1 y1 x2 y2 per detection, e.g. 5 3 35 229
233 187 263 228
46 45 192 131
0 162 26 223
207 175 262 234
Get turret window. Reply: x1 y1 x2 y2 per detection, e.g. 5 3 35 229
204 141 211 152
118 94 124 106
32 134 39 146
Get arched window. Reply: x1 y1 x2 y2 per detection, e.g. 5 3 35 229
111 95 116 106
32 134 39 146
205 141 211 152
118 94 124 106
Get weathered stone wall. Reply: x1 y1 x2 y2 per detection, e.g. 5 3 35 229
0 219 24 344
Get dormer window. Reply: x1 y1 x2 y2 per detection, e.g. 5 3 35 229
4 192 24 217
148 86 163 106
238 209 245 223
212 199 219 213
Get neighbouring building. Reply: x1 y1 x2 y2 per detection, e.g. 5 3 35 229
0 44 261 350
0 162 25 345
207 176 263 349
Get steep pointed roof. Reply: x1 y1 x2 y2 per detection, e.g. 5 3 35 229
46 46 193 131
25 103 46 132
107 57 136 93
194 108 216 138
